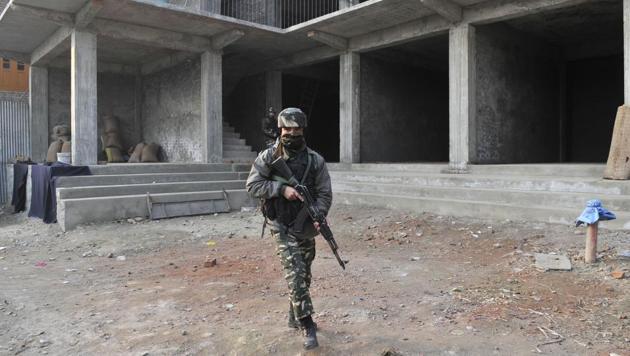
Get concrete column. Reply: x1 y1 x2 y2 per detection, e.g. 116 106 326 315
625 0 630 104
201 50 223 163
265 0 279 27
71 30 98 166
339 0 356 9
134 67 143 144
29 66 48 162
204 0 221 13
448 23 476 172
265 70 282 113
340 51 360 163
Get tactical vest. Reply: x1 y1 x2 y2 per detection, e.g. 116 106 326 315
266 148 317 227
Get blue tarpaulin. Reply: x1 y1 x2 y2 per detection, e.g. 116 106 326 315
576 199 616 226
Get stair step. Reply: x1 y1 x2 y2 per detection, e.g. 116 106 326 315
224 150 257 159
88 163 235 175
335 191 630 230
330 171 630 195
57 189 257 231
223 132 240 139
57 172 241 187
58 180 247 199
224 137 246 145
333 180 630 212
223 144 253 152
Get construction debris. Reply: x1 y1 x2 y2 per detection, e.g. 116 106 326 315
534 253 572 271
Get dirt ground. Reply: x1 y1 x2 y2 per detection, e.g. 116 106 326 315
0 203 628 356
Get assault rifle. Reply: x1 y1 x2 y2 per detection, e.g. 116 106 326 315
271 156 346 270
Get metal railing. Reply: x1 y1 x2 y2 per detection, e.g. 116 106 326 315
0 92 30 204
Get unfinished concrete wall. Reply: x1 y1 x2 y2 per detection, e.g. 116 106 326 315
225 73 267 153
567 55 623 162
48 68 136 151
359 54 448 163
142 59 202 162
475 23 561 164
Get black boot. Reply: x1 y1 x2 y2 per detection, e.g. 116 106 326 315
300 316 319 350
288 304 299 329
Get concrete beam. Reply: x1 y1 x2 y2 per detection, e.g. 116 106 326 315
263 46 342 73
211 29 245 51
349 0 599 53
9 3 74 26
29 66 48 162
339 52 360 164
201 51 223 163
75 0 104 28
448 24 476 172
30 26 73 66
625 0 630 104
88 19 212 52
71 30 98 165
419 0 462 22
307 31 348 51
0 49 29 63
141 51 197 75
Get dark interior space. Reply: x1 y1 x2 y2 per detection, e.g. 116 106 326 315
360 34 449 163
476 1 623 164
282 59 340 162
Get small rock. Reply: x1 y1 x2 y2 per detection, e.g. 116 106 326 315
182 330 188 336
0 247 7 252
224 304 235 310
493 243 502 248
116 256 126 261
82 251 93 258
204 257 217 268
450 329 465 336
410 257 420 261
611 271 626 279
134 217 144 222
107 252 114 258
126 218 136 224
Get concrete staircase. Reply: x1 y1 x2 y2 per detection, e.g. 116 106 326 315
328 163 630 230
223 122 257 163
56 163 256 231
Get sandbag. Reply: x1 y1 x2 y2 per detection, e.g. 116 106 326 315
604 105 630 180
104 132 124 149
52 125 70 138
103 115 120 134
128 143 145 163
61 141 71 153
141 143 160 163
105 147 124 163
46 140 63 162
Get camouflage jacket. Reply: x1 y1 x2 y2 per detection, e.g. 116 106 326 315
246 145 333 232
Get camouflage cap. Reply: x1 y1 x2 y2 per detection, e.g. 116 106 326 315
277 108 308 128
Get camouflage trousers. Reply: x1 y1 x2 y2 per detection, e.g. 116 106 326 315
272 228 316 320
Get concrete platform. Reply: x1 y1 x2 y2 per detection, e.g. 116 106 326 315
330 164 630 230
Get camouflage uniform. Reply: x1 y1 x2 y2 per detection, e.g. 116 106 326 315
246 143 332 320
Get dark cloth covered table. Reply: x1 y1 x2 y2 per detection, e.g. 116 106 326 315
11 162 35 213
28 163 91 223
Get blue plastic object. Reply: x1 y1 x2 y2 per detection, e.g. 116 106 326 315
576 199 616 227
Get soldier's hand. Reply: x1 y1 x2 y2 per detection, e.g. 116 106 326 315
282 186 304 201
313 222 321 231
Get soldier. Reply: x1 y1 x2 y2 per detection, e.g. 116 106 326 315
262 106 279 148
246 107 332 350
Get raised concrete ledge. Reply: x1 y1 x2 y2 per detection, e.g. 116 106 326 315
57 180 247 199
56 172 241 187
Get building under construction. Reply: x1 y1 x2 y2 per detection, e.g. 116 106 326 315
1 0 630 230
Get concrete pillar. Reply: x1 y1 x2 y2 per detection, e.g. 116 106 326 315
448 23 476 172
133 67 143 144
71 30 98 166
340 51 360 163
625 0 630 104
339 0 357 9
265 70 282 113
29 66 48 162
265 0 279 27
201 50 223 163
204 0 221 13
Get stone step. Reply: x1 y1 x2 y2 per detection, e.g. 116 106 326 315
57 189 257 231
223 132 240 139
56 172 246 187
330 171 630 195
329 163 606 178
224 137 246 146
88 163 239 175
58 180 247 200
333 180 630 212
223 150 257 159
223 144 253 152
223 126 235 133
335 191 630 230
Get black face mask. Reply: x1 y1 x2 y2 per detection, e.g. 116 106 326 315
281 134 306 150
